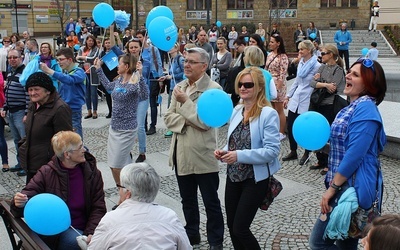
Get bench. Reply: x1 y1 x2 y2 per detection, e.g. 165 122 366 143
0 200 51 250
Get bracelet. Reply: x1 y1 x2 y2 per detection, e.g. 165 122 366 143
330 182 342 192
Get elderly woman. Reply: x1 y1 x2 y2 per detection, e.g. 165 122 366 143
12 131 106 250
18 72 73 184
309 59 386 249
89 163 191 249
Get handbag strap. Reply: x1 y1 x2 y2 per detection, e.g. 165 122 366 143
265 54 279 71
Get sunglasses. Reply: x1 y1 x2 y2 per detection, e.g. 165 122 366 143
3 41 11 43
320 51 330 56
356 57 375 74
238 82 255 89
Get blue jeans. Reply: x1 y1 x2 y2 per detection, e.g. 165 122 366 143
0 118 8 165
72 109 83 140
8 110 26 165
175 170 224 246
58 227 83 250
309 183 359 250
85 82 98 111
137 99 149 154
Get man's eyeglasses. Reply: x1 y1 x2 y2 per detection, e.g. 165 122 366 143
320 52 330 56
356 57 375 74
238 82 255 89
7 56 19 59
56 57 69 62
184 59 205 65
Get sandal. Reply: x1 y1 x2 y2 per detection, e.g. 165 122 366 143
2 168 9 172
84 114 93 119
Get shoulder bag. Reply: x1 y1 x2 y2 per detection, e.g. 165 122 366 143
259 163 283 211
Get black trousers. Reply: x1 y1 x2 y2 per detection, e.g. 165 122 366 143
225 177 268 250
338 49 350 71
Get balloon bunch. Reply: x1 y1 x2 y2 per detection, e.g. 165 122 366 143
114 10 131 31
146 6 177 52
92 3 131 31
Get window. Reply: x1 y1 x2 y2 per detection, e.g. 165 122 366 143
153 0 167 6
187 0 211 10
271 0 297 8
112 0 132 10
321 0 357 7
227 0 254 9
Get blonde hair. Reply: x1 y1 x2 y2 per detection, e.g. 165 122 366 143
234 67 270 123
321 43 344 68
51 131 82 160
244 46 265 67
298 40 314 53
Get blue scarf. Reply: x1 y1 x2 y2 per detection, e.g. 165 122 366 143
296 55 318 78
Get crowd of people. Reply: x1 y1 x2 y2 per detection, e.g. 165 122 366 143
0 16 391 249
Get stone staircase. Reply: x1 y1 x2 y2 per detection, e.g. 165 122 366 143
320 29 397 57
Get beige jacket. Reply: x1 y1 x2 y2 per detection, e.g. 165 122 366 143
164 74 222 176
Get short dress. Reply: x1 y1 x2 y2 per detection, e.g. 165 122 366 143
265 53 289 102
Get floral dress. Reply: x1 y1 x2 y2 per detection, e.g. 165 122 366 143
265 53 289 102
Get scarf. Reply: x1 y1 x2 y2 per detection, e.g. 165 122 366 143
324 187 358 240
296 55 318 78
40 54 52 68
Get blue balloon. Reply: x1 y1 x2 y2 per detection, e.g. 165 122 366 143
244 37 249 42
361 48 369 56
197 89 233 128
24 193 71 236
293 111 330 150
216 21 222 27
148 16 178 52
92 3 115 28
310 33 317 39
0 43 3 48
146 6 173 28
73 44 80 51
261 36 265 42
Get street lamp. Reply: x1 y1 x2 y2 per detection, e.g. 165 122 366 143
13 0 19 34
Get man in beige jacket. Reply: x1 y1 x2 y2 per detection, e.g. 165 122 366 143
164 48 224 250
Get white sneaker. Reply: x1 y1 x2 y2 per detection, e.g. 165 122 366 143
279 133 286 141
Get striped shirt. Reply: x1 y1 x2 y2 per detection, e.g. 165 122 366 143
4 64 30 113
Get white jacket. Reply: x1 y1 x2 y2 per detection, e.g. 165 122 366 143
89 199 192 250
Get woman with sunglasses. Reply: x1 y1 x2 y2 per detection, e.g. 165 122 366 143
309 58 387 249
214 67 280 250
308 44 346 174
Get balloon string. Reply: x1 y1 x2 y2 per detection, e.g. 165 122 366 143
70 225 82 236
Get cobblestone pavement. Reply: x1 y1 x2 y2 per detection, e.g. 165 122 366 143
1 99 399 250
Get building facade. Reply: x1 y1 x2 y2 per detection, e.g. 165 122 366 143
0 0 398 37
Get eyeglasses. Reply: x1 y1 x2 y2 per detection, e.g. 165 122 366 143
238 82 255 89
356 57 375 74
184 59 205 65
56 57 69 62
320 52 330 56
69 144 84 152
7 56 19 59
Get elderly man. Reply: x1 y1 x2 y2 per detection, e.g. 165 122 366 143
0 49 29 176
89 163 191 249
164 48 224 250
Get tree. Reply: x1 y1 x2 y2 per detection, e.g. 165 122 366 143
53 0 76 36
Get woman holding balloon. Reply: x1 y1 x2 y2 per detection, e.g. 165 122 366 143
12 131 106 249
282 40 320 163
214 67 281 250
309 59 387 249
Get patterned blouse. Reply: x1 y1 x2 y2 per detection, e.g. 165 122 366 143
227 120 254 182
265 53 289 83
96 68 144 131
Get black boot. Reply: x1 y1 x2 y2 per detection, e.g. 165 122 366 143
282 151 298 161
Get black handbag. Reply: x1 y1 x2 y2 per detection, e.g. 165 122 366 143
333 94 349 116
310 87 330 106
259 164 283 211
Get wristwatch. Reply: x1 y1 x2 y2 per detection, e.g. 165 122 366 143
330 182 342 192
